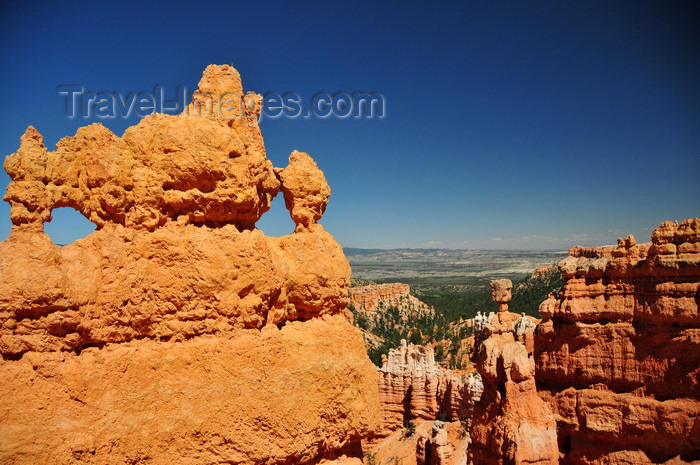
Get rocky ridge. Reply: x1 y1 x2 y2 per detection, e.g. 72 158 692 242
369 340 481 465
350 283 431 314
349 283 437 366
536 219 700 464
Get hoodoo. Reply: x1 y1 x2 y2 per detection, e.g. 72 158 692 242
469 279 559 465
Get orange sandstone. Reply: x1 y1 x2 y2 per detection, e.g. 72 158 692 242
376 341 482 438
536 219 700 465
0 65 380 464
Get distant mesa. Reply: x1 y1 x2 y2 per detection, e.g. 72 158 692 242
350 283 431 313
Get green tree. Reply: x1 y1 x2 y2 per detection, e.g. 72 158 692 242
409 331 422 345
435 344 445 362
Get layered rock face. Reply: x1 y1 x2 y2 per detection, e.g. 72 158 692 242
469 280 559 465
372 341 481 465
0 65 380 464
376 341 482 437
350 283 431 314
536 219 700 464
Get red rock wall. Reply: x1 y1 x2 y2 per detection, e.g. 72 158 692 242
536 219 700 464
350 283 431 313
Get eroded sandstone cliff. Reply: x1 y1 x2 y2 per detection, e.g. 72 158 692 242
376 341 482 437
369 341 481 465
0 64 380 464
536 219 700 464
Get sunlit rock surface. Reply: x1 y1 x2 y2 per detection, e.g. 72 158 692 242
0 64 380 464
376 341 482 437
536 219 700 465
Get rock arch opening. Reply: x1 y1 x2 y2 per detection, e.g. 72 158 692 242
44 207 96 245
256 193 297 237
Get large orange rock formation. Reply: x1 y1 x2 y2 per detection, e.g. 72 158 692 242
536 219 700 464
0 64 380 464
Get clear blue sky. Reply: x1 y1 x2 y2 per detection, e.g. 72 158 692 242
1 0 698 249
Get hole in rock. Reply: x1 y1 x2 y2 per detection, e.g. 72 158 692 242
256 193 296 237
561 434 572 454
45 207 96 246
